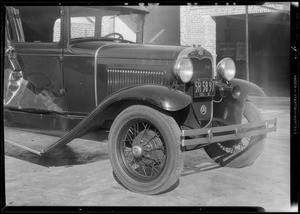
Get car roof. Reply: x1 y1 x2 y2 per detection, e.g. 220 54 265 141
115 6 149 14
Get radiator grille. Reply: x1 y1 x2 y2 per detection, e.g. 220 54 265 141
191 58 213 80
107 69 166 94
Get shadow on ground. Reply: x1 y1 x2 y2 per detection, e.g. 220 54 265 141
5 139 222 175
5 142 109 168
5 128 223 174
180 149 222 177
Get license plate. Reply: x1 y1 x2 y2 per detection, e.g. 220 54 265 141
194 79 215 98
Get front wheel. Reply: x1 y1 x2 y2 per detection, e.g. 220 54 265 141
204 102 266 168
108 105 183 195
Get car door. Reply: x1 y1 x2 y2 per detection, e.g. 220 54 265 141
5 6 66 112
61 6 99 115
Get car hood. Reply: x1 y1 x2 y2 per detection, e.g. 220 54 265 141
68 41 187 61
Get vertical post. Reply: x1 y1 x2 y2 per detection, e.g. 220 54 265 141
245 5 249 81
113 16 115 34
95 16 102 38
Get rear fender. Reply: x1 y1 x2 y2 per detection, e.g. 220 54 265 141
42 84 191 154
214 78 266 125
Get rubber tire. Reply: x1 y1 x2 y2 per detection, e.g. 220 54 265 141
108 105 183 195
204 102 266 168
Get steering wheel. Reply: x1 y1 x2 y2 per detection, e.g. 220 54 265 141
104 33 124 40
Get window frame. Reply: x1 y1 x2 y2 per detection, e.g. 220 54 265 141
68 6 146 44
6 6 63 48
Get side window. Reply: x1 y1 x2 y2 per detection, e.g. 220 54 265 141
101 16 114 36
70 17 96 39
53 19 61 42
12 6 61 43
101 15 139 42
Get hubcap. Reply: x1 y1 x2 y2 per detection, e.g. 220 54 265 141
132 145 143 157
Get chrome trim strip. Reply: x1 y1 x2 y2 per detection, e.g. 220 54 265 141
181 118 277 147
183 118 277 136
94 44 112 107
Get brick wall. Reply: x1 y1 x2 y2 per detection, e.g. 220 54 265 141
53 20 60 42
185 5 284 17
180 5 283 46
71 23 95 38
179 4 287 71
53 21 95 42
180 6 217 71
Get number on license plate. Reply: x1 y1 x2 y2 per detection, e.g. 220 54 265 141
194 80 215 97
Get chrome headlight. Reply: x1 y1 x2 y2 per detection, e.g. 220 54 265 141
173 57 193 83
216 58 236 81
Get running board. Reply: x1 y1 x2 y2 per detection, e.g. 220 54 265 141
5 138 44 156
4 127 63 156
4 127 108 156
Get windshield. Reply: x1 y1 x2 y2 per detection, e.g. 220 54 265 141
70 6 145 43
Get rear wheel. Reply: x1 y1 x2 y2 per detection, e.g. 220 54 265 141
204 102 266 168
108 105 183 195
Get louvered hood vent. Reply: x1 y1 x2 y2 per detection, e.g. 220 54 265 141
107 68 166 94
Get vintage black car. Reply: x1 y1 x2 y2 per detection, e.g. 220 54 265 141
4 5 277 195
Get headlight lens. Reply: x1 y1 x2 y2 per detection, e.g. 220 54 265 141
174 57 193 83
216 58 236 81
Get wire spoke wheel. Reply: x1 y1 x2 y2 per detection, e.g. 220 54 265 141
217 115 251 154
120 121 167 180
204 102 266 168
108 105 183 195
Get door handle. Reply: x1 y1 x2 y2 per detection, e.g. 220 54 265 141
60 89 65 96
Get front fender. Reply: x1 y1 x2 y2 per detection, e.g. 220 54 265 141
230 78 266 103
42 84 191 154
214 78 266 125
106 84 192 111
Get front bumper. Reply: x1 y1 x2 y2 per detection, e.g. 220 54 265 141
181 118 277 147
